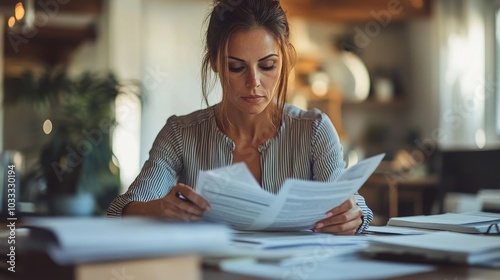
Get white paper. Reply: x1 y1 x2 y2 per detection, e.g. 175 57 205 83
389 212 500 225
197 154 385 231
368 231 500 264
205 241 366 262
21 217 232 265
364 226 430 235
387 212 500 233
222 258 435 280
231 231 373 249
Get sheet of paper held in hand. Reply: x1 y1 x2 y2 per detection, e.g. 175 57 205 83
196 153 385 231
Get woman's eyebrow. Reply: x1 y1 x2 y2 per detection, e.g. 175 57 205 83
227 54 278 62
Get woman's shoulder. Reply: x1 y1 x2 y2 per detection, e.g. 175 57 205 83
282 104 335 135
167 106 215 128
283 103 325 121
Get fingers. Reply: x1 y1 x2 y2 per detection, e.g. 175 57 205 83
159 200 204 221
319 218 362 235
314 196 362 235
174 183 211 211
329 195 358 216
160 183 211 221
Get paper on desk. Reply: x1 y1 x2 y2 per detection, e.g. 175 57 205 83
367 231 500 265
20 217 232 265
364 226 430 235
206 236 368 264
387 212 500 233
222 258 435 280
231 230 373 249
197 153 385 231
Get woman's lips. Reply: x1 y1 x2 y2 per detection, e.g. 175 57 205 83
241 96 264 104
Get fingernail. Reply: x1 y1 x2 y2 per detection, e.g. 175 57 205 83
315 223 324 229
326 212 333 218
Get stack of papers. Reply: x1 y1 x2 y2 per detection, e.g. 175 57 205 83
231 231 373 250
197 154 385 231
205 231 371 265
387 212 500 234
366 231 500 265
20 217 231 265
221 258 435 280
211 231 435 280
364 225 430 235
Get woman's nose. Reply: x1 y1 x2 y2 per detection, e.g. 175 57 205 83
246 69 261 88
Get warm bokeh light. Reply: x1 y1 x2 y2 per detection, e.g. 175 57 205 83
109 159 119 175
291 93 308 110
310 72 329 97
15 2 25 20
475 129 485 149
43 119 53 134
347 149 359 168
110 155 120 175
8 16 16 28
410 0 424 9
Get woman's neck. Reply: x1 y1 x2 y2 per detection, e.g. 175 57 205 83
216 104 278 146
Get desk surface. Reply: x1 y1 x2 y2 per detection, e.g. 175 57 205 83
12 251 499 280
203 265 499 280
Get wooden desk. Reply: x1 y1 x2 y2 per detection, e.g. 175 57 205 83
362 174 440 218
13 250 499 280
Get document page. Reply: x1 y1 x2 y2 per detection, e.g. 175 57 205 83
387 212 500 233
197 154 385 231
222 258 434 280
368 231 500 264
21 217 231 265
231 230 373 249
197 163 275 230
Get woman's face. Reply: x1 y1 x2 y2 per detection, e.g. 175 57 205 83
223 28 282 116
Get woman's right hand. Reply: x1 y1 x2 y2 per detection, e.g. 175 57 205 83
123 183 211 221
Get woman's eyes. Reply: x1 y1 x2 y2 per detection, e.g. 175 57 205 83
229 66 245 72
228 63 276 73
260 64 276 71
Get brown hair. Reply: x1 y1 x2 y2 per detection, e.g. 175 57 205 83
201 0 296 131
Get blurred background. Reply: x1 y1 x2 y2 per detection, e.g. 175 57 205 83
1 0 499 223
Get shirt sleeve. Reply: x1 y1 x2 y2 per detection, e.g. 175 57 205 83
311 112 373 233
106 116 183 217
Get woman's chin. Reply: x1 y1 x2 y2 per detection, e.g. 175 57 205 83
240 104 269 116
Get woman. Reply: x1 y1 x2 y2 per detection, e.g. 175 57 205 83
108 0 373 235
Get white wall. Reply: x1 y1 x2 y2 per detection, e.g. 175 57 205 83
0 19 4 152
68 2 109 75
140 0 216 164
108 0 142 190
407 18 440 148
485 1 500 143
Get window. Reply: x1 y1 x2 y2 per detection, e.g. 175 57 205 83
496 8 500 135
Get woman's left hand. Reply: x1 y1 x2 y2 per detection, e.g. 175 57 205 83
313 195 363 235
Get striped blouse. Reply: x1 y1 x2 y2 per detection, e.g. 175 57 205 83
107 104 373 232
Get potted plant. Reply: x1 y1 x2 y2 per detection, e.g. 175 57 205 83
4 68 138 215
